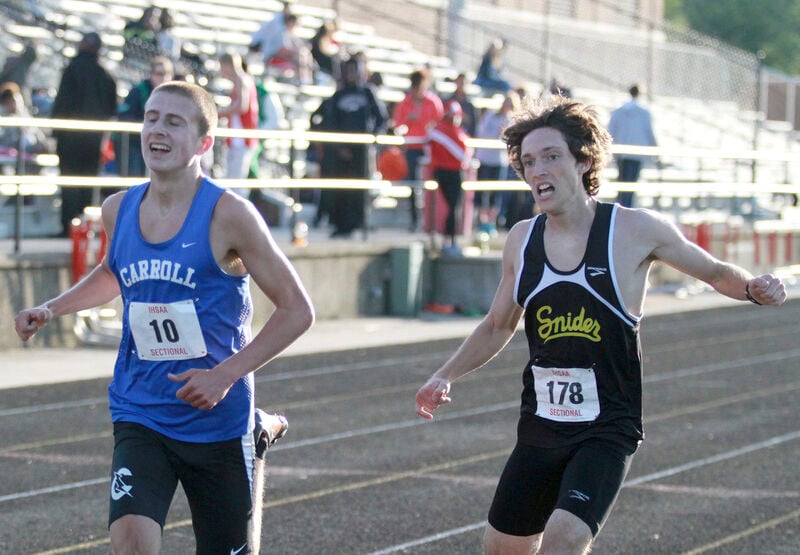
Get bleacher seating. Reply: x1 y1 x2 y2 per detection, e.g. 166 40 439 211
1 0 798 235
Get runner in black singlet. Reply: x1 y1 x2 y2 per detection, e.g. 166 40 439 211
415 96 786 555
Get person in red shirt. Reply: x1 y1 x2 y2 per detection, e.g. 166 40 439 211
426 100 472 254
392 68 444 230
218 51 259 197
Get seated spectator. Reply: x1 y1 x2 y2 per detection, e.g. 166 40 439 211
310 20 341 85
30 87 54 117
0 81 48 154
263 14 313 84
123 5 161 63
114 56 174 176
474 38 512 93
156 8 182 64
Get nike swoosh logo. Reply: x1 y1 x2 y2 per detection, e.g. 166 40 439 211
181 242 196 248
230 544 247 555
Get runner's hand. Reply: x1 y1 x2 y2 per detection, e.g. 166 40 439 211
168 369 233 410
748 275 787 306
14 306 53 341
415 377 452 419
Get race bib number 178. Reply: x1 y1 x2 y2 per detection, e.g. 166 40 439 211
129 300 208 361
532 365 600 422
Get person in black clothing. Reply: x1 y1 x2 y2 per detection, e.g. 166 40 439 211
314 56 387 237
415 96 787 555
310 20 341 85
50 31 118 236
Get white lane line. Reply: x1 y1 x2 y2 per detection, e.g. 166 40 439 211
366 429 800 554
0 477 106 503
366 522 486 555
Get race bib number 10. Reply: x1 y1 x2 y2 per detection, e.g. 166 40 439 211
129 300 208 361
532 365 600 422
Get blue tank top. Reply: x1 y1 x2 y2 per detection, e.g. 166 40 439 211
514 202 643 450
108 178 254 442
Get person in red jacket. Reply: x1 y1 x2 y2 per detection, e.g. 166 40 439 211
392 68 444 230
426 100 472 255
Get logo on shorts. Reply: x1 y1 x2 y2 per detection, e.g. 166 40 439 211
568 489 591 503
111 467 134 500
230 544 247 555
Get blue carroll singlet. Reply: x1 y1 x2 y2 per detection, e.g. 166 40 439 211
513 202 643 450
108 178 254 442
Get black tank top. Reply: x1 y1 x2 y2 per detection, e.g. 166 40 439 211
514 202 643 449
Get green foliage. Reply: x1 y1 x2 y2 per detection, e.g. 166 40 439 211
664 0 800 74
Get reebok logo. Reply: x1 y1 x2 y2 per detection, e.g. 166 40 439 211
568 489 591 502
181 242 196 248
111 467 134 500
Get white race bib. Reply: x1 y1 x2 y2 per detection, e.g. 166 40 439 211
532 365 600 422
129 300 208 361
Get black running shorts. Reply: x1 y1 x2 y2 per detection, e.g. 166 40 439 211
109 421 255 554
487 438 635 537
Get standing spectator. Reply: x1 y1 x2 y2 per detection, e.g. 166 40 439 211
474 91 520 234
392 68 444 231
50 31 117 236
218 51 260 197
315 57 387 237
0 42 38 100
474 38 512 93
115 56 174 177
607 84 657 207
426 100 472 254
310 19 341 85
442 72 477 136
15 80 314 554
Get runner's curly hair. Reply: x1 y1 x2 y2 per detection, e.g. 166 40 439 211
502 95 611 197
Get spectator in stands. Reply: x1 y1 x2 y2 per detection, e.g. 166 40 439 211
247 71 288 180
442 72 477 137
114 56 174 177
0 81 48 153
250 5 312 85
310 20 341 85
156 8 182 65
50 31 118 237
250 0 291 61
218 51 260 197
548 77 572 98
414 94 787 555
392 68 444 231
474 91 521 234
474 38 512 93
314 56 387 237
426 100 472 255
607 84 658 207
123 5 162 63
0 42 38 100
30 87 54 117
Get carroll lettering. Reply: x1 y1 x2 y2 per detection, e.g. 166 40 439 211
119 260 197 289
